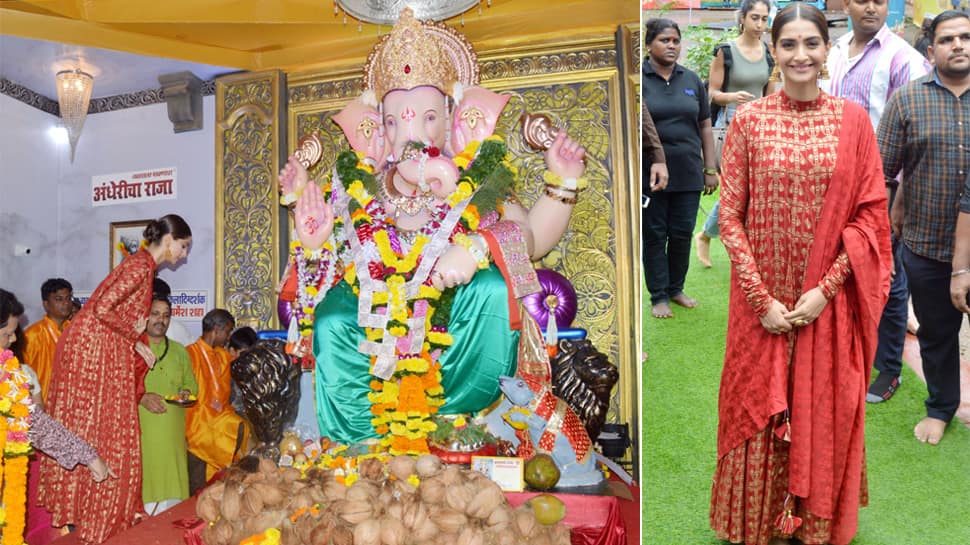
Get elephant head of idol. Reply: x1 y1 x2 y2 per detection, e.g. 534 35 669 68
331 7 511 200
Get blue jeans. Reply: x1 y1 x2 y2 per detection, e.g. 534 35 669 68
901 245 968 422
702 200 721 238
642 191 702 304
872 238 909 378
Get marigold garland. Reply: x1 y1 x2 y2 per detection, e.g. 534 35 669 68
0 349 34 545
285 138 516 455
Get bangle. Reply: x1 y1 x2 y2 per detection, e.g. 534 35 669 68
703 167 718 176
543 170 589 191
543 188 578 205
544 184 577 196
453 233 490 269
952 268 970 277
469 234 490 268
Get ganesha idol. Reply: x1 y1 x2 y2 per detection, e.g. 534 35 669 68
277 8 589 455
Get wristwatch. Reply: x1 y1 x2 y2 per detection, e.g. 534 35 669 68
703 167 718 176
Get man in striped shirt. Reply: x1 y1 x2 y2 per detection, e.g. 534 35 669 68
877 10 970 445
821 0 930 404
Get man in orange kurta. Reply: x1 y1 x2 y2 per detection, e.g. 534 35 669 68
185 309 248 491
23 278 74 401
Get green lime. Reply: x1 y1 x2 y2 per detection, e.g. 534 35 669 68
524 453 560 491
528 493 567 525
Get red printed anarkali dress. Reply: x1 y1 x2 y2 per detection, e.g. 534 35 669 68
711 91 891 545
39 249 156 544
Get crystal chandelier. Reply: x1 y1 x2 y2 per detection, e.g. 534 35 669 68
335 0 485 26
56 68 94 162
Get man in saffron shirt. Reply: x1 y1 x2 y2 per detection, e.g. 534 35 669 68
23 278 73 401
185 309 248 493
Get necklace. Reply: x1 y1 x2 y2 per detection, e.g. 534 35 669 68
380 173 434 219
152 337 170 366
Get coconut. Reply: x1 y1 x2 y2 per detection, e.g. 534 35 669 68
456 527 485 545
358 457 386 480
415 454 443 477
444 483 473 512
196 492 221 523
346 479 380 502
353 519 382 545
464 480 504 519
323 478 348 501
418 476 446 505
336 499 374 524
220 484 242 521
387 455 417 481
433 507 468 534
331 523 354 545
379 516 407 545
202 518 233 545
251 482 285 507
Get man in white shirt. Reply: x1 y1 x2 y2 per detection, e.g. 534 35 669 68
820 0 930 404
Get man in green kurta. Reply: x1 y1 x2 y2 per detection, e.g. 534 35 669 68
138 296 197 514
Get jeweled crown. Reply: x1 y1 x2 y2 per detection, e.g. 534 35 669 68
363 7 479 102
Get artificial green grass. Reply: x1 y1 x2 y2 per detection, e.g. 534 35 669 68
641 193 970 544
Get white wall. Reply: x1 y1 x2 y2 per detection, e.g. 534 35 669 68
0 95 61 323
0 93 216 338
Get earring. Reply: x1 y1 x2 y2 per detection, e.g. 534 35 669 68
818 62 830 80
768 64 782 84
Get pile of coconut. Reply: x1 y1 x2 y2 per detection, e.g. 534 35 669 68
196 453 570 545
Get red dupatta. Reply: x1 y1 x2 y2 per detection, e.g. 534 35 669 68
717 100 891 543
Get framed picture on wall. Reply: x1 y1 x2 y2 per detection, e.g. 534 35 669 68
109 219 151 269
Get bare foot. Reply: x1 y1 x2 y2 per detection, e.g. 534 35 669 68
695 231 712 268
671 294 698 308
914 417 947 445
652 301 673 318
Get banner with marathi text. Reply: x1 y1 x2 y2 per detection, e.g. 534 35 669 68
91 167 177 207
168 290 209 319
74 289 206 319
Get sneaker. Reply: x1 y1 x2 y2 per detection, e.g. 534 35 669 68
866 373 901 403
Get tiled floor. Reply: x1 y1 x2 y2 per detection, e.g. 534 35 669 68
901 333 970 428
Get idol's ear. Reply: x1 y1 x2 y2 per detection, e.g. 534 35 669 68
332 92 387 165
449 86 511 154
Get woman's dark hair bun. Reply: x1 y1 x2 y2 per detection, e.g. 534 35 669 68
143 214 192 245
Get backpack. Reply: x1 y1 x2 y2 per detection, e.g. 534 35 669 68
710 41 775 126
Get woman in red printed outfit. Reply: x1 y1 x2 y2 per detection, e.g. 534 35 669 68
710 4 892 545
39 214 191 544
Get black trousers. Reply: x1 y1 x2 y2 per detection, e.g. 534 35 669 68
642 190 701 304
901 245 968 422
187 451 207 496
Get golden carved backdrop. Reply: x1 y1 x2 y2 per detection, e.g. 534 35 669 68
215 71 286 331
216 31 641 466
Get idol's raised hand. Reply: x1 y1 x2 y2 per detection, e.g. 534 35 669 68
279 155 309 204
544 131 587 180
294 182 333 252
430 244 478 292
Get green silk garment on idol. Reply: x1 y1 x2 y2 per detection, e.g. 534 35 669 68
312 265 519 444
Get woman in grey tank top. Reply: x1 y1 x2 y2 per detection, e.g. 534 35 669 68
696 0 773 267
